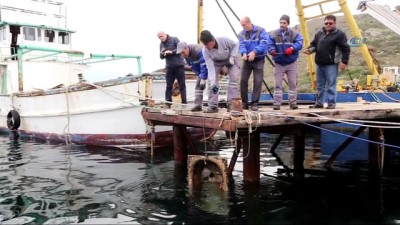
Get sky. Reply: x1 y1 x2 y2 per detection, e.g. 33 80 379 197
60 0 400 81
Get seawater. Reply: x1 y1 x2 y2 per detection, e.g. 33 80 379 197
0 129 400 225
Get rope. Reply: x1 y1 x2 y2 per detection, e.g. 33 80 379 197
150 124 155 157
84 81 198 109
288 116 400 150
306 112 400 129
377 88 400 102
369 91 382 103
241 111 262 159
63 85 72 145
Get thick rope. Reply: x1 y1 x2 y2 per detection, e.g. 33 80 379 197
63 86 72 145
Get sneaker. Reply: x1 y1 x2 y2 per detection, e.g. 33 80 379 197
309 104 323 109
290 104 298 110
191 105 202 112
273 105 280 110
243 103 249 110
251 104 258 111
203 107 218 113
326 104 335 109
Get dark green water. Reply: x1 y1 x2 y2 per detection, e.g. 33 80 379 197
1 130 400 225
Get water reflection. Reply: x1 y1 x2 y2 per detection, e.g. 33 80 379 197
0 132 399 224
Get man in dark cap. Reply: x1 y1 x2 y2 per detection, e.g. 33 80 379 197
267 14 303 110
200 30 240 113
157 31 187 107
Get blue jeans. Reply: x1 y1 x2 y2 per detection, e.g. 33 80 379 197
316 64 338 106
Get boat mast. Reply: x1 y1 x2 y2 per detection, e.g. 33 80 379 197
197 0 203 44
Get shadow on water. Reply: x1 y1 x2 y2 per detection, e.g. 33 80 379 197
0 131 400 224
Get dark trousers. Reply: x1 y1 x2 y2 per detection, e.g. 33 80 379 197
240 60 265 104
165 66 187 104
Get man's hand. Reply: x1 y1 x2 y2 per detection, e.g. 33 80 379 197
163 50 173 55
248 51 256 62
220 66 228 75
339 62 347 71
211 84 220 94
270 50 277 56
199 79 207 90
241 54 248 61
303 49 311 55
284 47 294 56
226 56 235 68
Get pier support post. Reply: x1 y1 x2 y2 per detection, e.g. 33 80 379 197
242 130 260 184
293 128 305 178
228 138 242 175
368 127 385 177
173 125 188 165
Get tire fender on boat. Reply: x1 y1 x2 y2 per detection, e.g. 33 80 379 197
7 110 21 130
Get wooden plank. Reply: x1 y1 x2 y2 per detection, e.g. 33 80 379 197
142 103 400 132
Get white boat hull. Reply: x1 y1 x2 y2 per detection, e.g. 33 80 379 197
0 76 201 147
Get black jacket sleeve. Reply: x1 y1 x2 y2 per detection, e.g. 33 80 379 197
338 31 350 64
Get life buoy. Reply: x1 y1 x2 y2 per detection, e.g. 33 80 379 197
7 110 21 130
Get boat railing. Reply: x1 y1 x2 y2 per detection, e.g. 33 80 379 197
8 45 143 92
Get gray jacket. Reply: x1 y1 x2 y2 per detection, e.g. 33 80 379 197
202 36 238 83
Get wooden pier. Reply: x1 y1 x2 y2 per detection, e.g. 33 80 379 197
141 102 400 184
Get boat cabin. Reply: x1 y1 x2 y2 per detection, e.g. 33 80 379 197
0 0 88 93
0 0 142 94
0 22 74 58
0 0 73 57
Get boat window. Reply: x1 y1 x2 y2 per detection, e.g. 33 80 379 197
37 28 42 41
58 31 70 44
45 30 55 43
23 27 36 41
0 27 5 41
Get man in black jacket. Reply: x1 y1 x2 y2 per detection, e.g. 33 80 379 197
157 31 187 107
304 15 350 109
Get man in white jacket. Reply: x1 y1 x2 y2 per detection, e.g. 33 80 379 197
200 30 240 113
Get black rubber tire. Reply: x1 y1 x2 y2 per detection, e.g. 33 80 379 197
7 110 21 130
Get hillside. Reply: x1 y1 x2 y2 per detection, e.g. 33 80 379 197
263 13 400 92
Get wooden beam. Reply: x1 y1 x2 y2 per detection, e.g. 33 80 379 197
369 127 385 177
293 128 305 178
325 126 367 168
242 131 260 183
228 138 242 175
173 125 188 165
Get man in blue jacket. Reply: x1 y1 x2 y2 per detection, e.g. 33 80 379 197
157 31 187 107
177 41 208 112
267 15 303 110
238 16 269 111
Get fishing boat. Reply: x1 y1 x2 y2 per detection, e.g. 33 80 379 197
0 0 202 147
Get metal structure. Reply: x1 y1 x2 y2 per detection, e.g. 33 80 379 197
358 1 400 36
